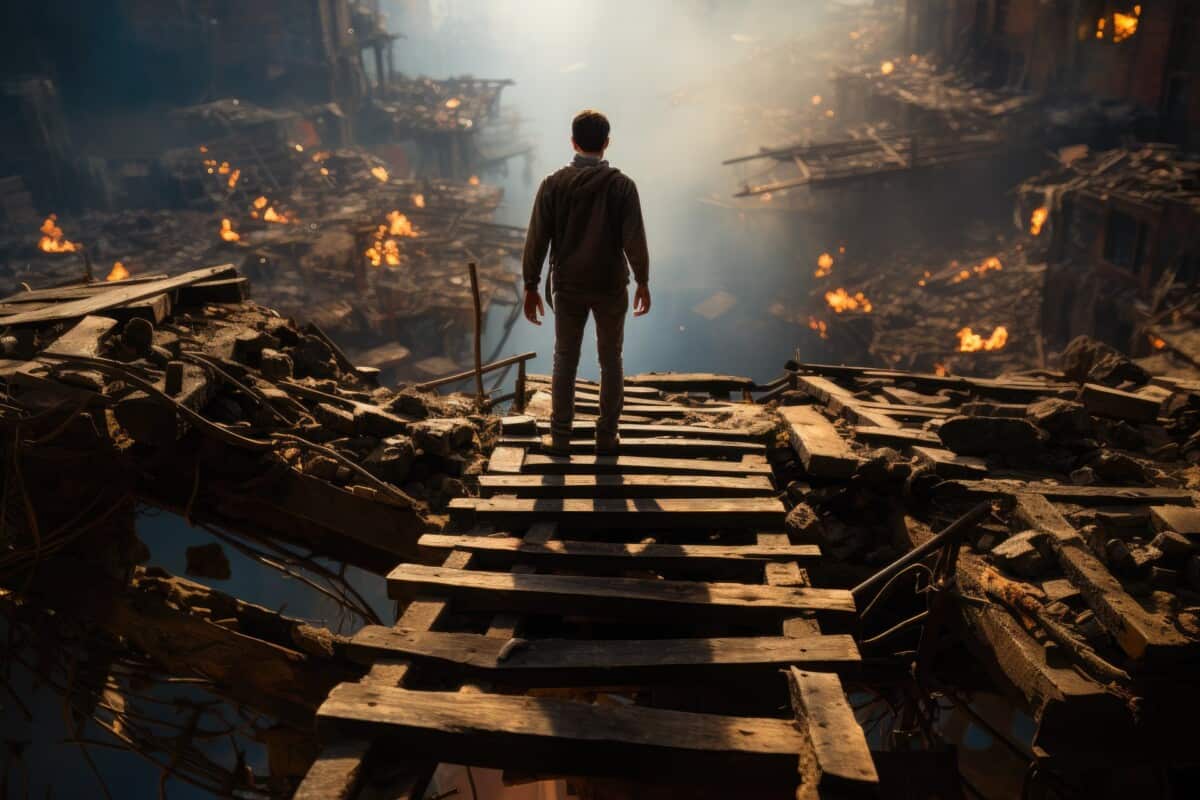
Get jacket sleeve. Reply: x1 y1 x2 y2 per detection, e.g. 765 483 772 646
621 179 650 285
521 178 553 291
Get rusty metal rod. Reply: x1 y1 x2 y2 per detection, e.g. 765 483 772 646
468 261 484 403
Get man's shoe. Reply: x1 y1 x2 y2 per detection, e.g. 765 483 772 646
595 435 620 456
541 434 572 457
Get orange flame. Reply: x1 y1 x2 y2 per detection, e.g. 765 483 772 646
37 214 79 253
469 175 480 186
1030 206 1048 236
412 193 426 208
1150 335 1166 350
825 288 873 314
227 168 241 189
957 326 1008 352
950 256 1003 284
808 317 828 339
219 218 240 242
106 261 130 281
387 210 417 237
364 211 419 267
880 60 895 75
371 166 389 183
811 95 822 106
253 196 268 210
444 97 462 109
934 363 949 377
815 252 834 278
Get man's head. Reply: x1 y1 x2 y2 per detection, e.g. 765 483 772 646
571 109 610 156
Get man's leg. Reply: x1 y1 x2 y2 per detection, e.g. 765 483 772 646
591 289 629 450
549 291 588 450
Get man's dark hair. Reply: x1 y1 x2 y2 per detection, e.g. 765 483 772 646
572 109 610 153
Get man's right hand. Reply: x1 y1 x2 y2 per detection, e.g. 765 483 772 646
633 283 651 316
524 288 545 326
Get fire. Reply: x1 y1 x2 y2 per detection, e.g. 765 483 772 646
387 210 417 237
445 97 462 109
1150 335 1166 350
951 256 1003 284
293 143 304 152
807 317 828 339
219 218 240 242
957 325 1008 352
37 214 79 253
825 287 873 314
1097 6 1140 42
251 196 293 223
253 196 268 210
198 145 208 153
371 166 389 183
811 95 822 105
227 168 241 189
880 60 895 75
412 193 426 208
263 206 291 223
815 252 834 278
934 363 949 377
364 211 419 268
218 162 231 175
1030 206 1048 236
106 261 130 281
469 175 480 186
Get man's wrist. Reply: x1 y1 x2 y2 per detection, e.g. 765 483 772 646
524 282 540 293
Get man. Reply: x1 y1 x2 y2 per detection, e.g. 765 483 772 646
522 109 650 456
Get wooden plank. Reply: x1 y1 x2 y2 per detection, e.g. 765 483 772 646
0 273 169 304
318 682 810 786
1150 505 1200 536
1081 383 1160 423
520 453 773 477
911 446 988 479
349 628 860 684
499 435 763 458
449 496 786 530
478 473 774 499
625 372 756 392
1015 494 1197 664
779 405 860 478
526 374 662 398
851 425 941 446
387 564 856 623
525 420 764 442
42 315 117 358
938 480 1194 505
0 264 236 326
570 401 731 418
788 667 879 795
486 446 525 474
418 534 819 575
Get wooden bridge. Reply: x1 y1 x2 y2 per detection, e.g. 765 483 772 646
298 373 879 799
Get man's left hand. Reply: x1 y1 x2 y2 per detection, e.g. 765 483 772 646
524 288 545 325
633 283 651 316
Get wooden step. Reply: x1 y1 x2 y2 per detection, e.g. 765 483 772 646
500 435 763 459
527 374 664 398
779 406 860 478
418 534 819 577
348 628 859 685
852 425 941 447
386 564 856 624
519 453 772 477
449 496 786 529
788 667 879 793
478 473 775 499
318 682 808 787
625 372 757 393
502 417 763 442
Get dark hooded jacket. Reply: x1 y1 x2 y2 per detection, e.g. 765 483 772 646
522 154 649 296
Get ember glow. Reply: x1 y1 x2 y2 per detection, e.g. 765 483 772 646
38 214 79 253
371 166 389 183
815 252 834 278
365 211 419 268
106 261 130 281
950 256 1003 284
1030 206 1048 236
412 193 426 208
957 325 1008 352
387 211 417 237
808 317 828 339
880 60 895 75
811 95 822 105
1150 335 1166 350
825 287 873 313
219 218 240 242
227 168 241 189
469 175 480 186
444 97 461 109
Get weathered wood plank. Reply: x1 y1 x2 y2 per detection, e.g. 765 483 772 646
911 446 988 479
348 628 860 684
486 446 525 474
789 667 879 795
779 405 860 478
938 480 1194 505
1149 505 1200 536
1081 383 1161 423
625 372 756 392
417 534 819 575
477 473 774 499
1015 494 1197 664
386 564 856 623
499 435 764 458
318 682 810 786
450 496 786 529
851 425 941 446
526 374 663 398
42 315 118 358
519 453 773 477
523 419 765 442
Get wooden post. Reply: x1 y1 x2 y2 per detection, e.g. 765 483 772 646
468 262 485 404
515 358 527 412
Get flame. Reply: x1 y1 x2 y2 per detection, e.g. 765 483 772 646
824 109 836 119
227 168 241 189
412 193 426 208
880 60 895 75
934 363 949 377
218 162 231 175
811 95 822 105
319 167 330 176
293 143 304 152
253 196 268 210
445 97 461 109
1150 335 1166 350
219 218 240 242
387 210 417 237
957 326 1008 352
198 145 208 153
106 261 130 281
951 256 1003 284
364 211 419 267
808 316 828 339
371 166 389 183
469 175 480 186
263 206 291 224
825 287 873 313
37 214 79 253
1030 206 1048 236
815 252 834 278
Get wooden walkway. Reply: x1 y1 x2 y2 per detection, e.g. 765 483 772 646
298 376 878 798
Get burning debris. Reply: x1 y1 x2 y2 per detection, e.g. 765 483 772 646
37 214 79 253
825 287 873 314
956 325 1008 352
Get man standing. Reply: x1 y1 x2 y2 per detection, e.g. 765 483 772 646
522 109 650 455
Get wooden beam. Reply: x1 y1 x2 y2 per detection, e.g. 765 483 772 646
910 446 988 479
1080 383 1161 423
449 496 786 529
498 435 764 458
477 473 775 499
522 419 765 442
938 480 1194 506
386 564 856 624
625 372 756 392
852 426 941 447
789 667 879 796
1150 505 1200 536
779 406 860 478
486 446 525 474
519 453 773 477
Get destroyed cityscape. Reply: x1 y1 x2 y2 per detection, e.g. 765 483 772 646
1 0 1199 798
